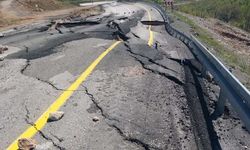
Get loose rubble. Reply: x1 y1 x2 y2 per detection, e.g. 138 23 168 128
92 116 100 122
47 111 64 122
18 138 37 150
206 71 214 82
0 45 8 54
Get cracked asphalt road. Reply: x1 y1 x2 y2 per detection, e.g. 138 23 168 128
1 1 245 150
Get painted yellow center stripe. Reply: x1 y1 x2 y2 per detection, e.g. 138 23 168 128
7 41 122 150
144 6 154 46
8 5 155 150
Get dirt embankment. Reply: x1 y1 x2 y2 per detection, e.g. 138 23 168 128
173 12 250 89
0 0 101 30
13 0 68 12
189 15 250 57
0 0 68 28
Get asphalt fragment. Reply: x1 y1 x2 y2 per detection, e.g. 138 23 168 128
124 43 183 85
24 105 66 150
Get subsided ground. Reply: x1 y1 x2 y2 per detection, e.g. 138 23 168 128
0 1 249 150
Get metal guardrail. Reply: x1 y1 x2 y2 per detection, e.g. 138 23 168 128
149 3 250 132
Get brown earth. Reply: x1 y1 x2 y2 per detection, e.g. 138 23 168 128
180 13 250 57
0 0 102 31
175 12 250 89
15 0 67 11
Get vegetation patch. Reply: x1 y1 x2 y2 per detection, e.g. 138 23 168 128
59 0 104 5
173 12 250 79
176 0 250 32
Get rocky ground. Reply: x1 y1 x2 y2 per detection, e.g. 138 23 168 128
0 0 101 30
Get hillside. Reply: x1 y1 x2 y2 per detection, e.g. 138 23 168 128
176 0 250 32
14 0 67 11
0 0 100 29
171 1 250 88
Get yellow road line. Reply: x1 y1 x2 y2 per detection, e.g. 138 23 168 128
142 6 154 46
7 41 122 150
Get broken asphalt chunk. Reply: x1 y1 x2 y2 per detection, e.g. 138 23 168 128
92 116 100 122
206 71 214 82
0 32 4 37
47 111 64 122
0 45 8 54
18 138 37 150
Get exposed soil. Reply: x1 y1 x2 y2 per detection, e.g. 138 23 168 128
0 0 101 31
180 13 250 57
173 12 250 90
169 10 250 150
14 0 66 12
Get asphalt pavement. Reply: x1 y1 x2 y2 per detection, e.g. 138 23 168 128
0 1 249 150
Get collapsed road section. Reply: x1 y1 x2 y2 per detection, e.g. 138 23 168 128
0 1 249 150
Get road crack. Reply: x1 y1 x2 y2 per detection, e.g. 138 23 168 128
124 43 183 85
20 60 63 91
24 105 66 150
107 21 129 41
82 85 160 150
35 77 64 91
18 46 85 92
124 43 178 73
19 46 69 92
20 46 30 74
82 85 119 122
20 59 30 74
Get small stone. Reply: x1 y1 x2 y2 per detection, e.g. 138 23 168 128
0 45 8 54
194 32 199 36
0 33 4 37
47 111 64 122
3 46 8 51
18 138 37 150
206 72 213 82
92 116 100 122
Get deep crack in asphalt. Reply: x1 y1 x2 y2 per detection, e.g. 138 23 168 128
24 105 66 150
124 43 183 85
82 85 162 150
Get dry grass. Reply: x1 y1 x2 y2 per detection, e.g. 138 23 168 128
0 12 17 27
15 0 69 11
0 0 72 29
173 12 250 89
0 0 102 30
69 6 102 18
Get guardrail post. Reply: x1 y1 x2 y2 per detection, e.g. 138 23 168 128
211 89 227 119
